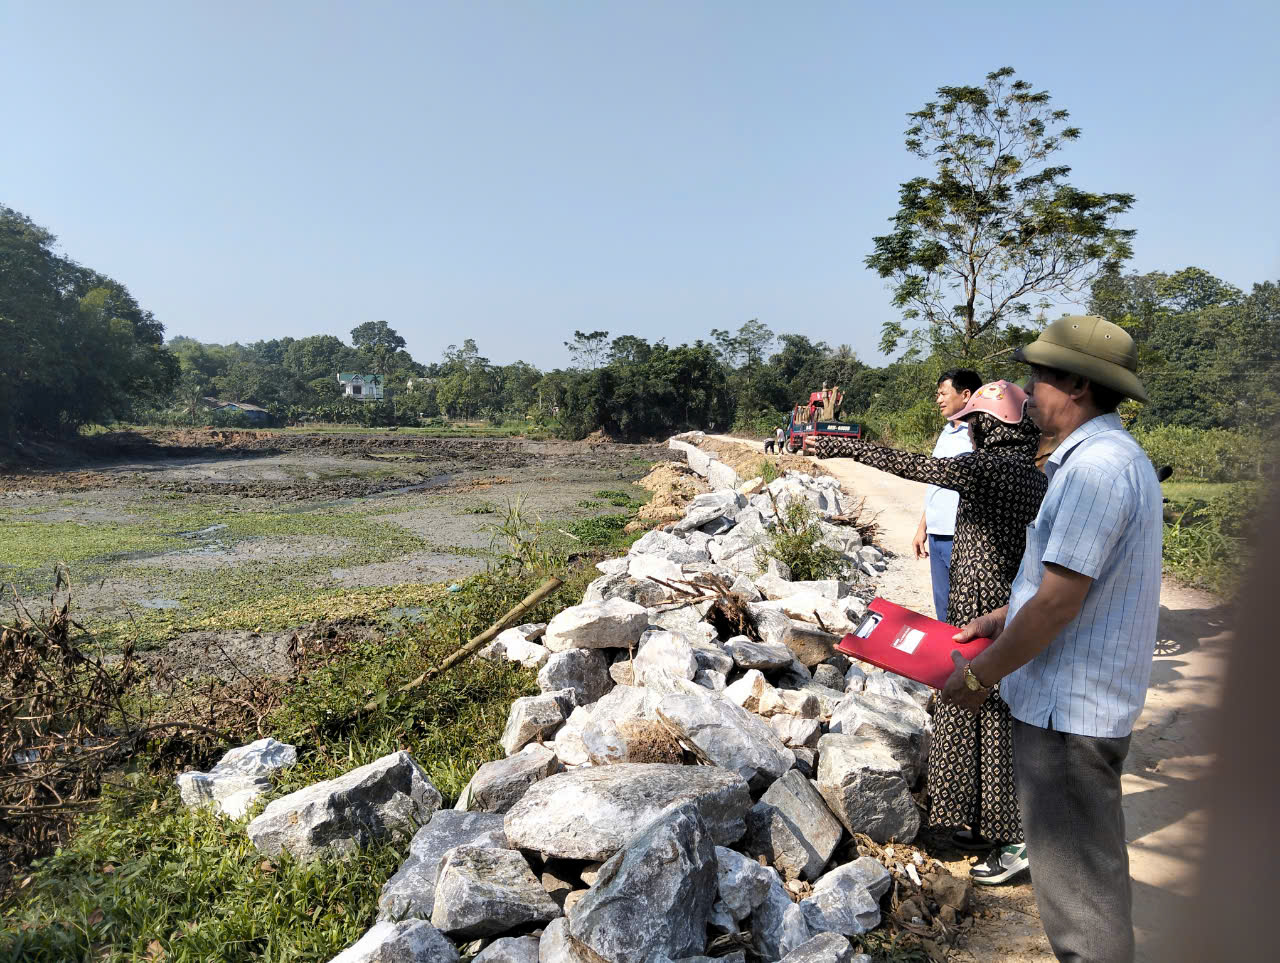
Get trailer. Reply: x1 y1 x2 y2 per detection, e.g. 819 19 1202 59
784 391 862 457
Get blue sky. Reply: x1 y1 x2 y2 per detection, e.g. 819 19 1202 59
3 1 1276 369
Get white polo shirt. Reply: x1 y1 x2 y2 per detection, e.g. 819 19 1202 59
924 420 971 536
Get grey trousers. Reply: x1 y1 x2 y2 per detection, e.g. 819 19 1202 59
1012 719 1134 963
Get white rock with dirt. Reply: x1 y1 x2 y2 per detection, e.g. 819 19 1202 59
568 803 716 963
456 744 561 813
473 936 540 963
725 637 794 672
543 598 650 652
628 552 686 585
712 845 775 926
770 715 823 748
537 650 611 705
176 737 297 820
628 529 711 565
378 811 508 922
655 692 795 792
829 692 931 784
503 763 750 861
633 629 699 684
798 861 882 936
751 868 814 960
328 920 458 963
816 734 921 843
743 769 844 881
780 932 855 963
502 691 577 756
674 491 745 533
247 751 441 862
431 846 561 939
707 459 742 492
538 918 598 963
479 625 551 670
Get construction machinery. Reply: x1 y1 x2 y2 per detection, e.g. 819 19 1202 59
783 388 862 457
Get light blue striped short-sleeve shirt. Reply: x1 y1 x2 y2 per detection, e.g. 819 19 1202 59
1000 413 1164 738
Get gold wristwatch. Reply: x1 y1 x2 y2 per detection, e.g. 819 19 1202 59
963 664 988 692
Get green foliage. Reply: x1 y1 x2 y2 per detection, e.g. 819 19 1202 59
1091 268 1280 431
485 497 558 578
594 489 643 509
557 341 733 440
3 566 583 962
1131 425 1272 482
758 459 780 484
3 783 406 962
564 514 633 550
1 207 178 442
756 500 848 582
1161 482 1260 595
867 67 1135 361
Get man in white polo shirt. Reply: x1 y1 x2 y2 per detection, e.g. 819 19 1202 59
912 368 983 619
941 316 1162 963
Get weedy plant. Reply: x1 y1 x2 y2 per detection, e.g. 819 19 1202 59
754 496 849 582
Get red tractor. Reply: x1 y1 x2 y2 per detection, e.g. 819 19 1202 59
782 389 861 457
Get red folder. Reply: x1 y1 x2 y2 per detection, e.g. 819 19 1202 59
836 597 995 690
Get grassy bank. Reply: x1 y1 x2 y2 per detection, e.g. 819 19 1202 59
0 513 629 961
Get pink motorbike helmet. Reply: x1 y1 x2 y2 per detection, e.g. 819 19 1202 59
948 379 1029 424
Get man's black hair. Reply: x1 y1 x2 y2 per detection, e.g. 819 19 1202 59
938 368 983 394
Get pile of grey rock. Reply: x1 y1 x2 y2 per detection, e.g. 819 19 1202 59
175 434 929 962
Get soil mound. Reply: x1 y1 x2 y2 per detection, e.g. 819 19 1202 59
699 437 831 481
629 462 710 531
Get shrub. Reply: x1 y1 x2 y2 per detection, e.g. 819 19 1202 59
1161 481 1261 595
755 500 848 581
1132 425 1273 482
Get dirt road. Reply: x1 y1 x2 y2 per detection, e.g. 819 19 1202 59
714 436 1231 962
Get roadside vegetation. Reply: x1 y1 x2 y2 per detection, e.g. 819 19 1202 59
1 486 638 961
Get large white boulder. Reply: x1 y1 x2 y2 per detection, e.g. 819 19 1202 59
816 734 921 843
456 744 561 814
743 770 844 882
543 598 650 652
431 846 561 940
247 751 441 862
829 691 932 784
328 920 457 963
797 861 882 936
377 810 507 922
537 650 611 706
502 690 576 756
176 737 297 820
503 763 750 861
655 692 795 793
478 624 550 670
568 803 716 963
628 529 711 565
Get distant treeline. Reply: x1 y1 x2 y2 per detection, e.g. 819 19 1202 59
3 205 1276 450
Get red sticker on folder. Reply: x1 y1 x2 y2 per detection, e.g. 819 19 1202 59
836 597 995 690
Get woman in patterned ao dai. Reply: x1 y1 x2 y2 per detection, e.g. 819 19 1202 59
842 381 1047 882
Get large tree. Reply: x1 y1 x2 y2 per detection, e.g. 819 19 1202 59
0 206 177 441
350 320 406 375
867 67 1136 361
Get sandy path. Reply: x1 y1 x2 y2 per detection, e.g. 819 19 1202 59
712 436 1231 962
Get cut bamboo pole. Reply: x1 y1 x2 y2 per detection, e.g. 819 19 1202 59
363 575 564 711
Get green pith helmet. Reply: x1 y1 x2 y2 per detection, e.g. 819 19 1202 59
1014 315 1148 402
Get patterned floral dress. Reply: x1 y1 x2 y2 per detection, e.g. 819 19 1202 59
845 413 1047 842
